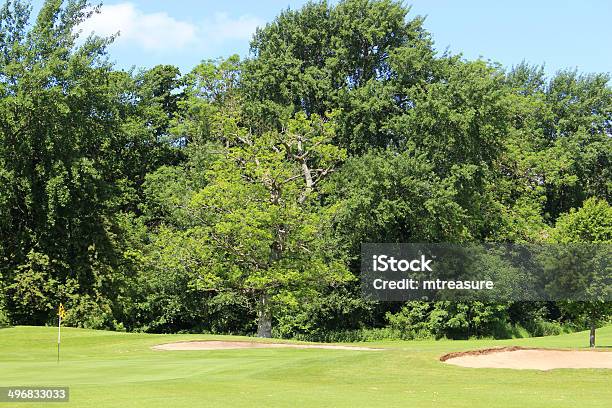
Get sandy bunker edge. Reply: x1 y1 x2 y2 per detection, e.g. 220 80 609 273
441 346 612 370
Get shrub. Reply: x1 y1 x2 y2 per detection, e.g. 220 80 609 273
0 307 9 328
0 275 9 327
386 301 513 340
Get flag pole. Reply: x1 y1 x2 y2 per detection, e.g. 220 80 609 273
57 303 65 364
57 314 61 364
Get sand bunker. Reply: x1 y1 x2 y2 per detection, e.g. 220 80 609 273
152 340 382 351
442 347 612 370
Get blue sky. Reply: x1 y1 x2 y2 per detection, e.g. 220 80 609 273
31 0 612 76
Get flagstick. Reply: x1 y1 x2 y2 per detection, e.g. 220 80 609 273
57 315 61 364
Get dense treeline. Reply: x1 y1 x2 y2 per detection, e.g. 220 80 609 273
0 0 610 342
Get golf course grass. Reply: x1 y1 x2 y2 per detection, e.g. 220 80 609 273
1 325 611 407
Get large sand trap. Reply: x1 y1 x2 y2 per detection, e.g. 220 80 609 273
441 347 612 370
152 340 383 351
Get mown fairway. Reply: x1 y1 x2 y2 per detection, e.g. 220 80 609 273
0 326 610 407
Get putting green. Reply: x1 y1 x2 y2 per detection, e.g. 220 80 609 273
1 326 611 407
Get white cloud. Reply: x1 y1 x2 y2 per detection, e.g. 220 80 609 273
202 13 263 43
79 3 197 50
78 3 262 53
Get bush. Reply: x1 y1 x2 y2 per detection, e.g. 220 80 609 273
0 307 9 328
5 251 59 325
0 274 9 327
63 295 125 331
290 327 417 343
386 301 513 340
272 287 375 340
385 301 433 339
523 318 573 337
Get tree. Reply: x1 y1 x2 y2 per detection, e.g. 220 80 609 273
243 0 435 153
0 0 131 327
184 113 350 337
170 56 242 147
504 64 612 224
327 149 472 252
550 198 612 347
115 64 186 210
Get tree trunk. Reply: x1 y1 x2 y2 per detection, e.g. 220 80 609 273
299 160 313 203
258 186 283 339
257 292 272 338
589 322 596 348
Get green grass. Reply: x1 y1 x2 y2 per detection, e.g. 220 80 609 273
1 326 611 407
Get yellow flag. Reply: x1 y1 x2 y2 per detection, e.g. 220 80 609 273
57 303 66 363
58 303 66 320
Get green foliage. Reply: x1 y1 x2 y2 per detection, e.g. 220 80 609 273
327 149 472 253
0 1 187 329
115 64 187 209
388 60 510 173
0 0 124 324
290 327 407 342
0 271 9 327
503 65 611 223
6 250 60 325
272 286 374 339
522 318 574 337
63 293 123 331
171 56 242 146
243 0 435 153
175 112 351 336
130 226 251 333
551 197 612 243
386 301 512 340
548 198 612 346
